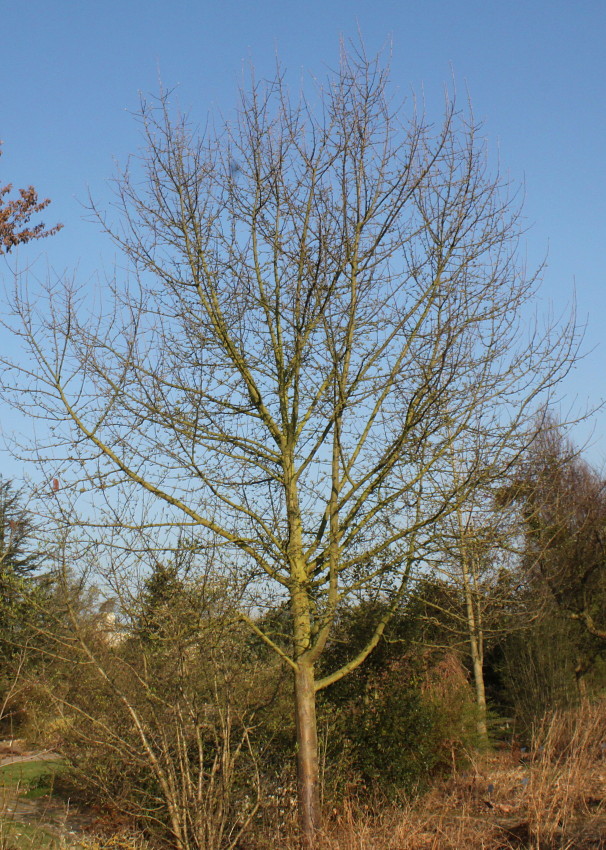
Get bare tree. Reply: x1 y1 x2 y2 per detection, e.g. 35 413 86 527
422 434 524 745
2 48 576 845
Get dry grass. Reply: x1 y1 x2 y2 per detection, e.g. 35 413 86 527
69 836 151 850
525 697 606 848
251 797 504 850
252 698 606 850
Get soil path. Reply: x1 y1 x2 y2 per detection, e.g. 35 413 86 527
2 788 96 839
0 750 60 767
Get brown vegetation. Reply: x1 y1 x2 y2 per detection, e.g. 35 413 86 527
250 698 606 850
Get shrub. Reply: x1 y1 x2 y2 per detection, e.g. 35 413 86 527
318 651 478 800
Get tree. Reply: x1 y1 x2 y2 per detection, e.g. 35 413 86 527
0 143 62 253
0 479 44 655
2 48 576 846
422 519 501 744
422 434 524 745
0 478 40 574
0 479 49 736
501 418 606 695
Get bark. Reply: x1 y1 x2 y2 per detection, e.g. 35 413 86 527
459 532 489 745
285 452 322 847
294 662 321 848
469 626 488 743
462 571 488 743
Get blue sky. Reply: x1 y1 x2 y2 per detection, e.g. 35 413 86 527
1 0 605 472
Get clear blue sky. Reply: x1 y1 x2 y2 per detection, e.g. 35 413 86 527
1 0 605 472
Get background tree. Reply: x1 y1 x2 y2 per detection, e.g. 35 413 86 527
501 417 606 697
421 432 525 745
2 48 577 846
314 599 477 798
0 479 49 735
0 479 44 653
0 478 41 573
0 142 62 253
422 521 504 744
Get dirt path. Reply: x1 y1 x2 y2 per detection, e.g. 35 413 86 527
2 787 95 838
0 751 60 768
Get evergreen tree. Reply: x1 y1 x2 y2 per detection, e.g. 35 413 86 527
0 479 44 657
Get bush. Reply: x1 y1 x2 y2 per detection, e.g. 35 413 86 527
33 571 267 850
318 650 478 800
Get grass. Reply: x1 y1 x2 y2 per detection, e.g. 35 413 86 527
0 760 64 798
0 821 150 849
0 817 60 849
525 697 606 848
0 760 67 849
0 757 151 849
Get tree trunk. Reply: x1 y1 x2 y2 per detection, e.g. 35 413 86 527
294 661 321 849
461 556 489 745
470 635 488 744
